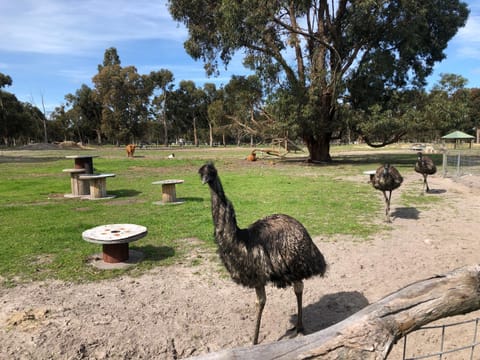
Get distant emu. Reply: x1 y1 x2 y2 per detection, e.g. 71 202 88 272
415 152 437 193
199 162 326 345
371 163 403 222
126 144 136 158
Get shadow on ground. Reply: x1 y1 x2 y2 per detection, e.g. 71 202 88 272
281 290 369 340
392 207 420 220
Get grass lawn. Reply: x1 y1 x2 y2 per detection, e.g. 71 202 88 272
0 144 442 286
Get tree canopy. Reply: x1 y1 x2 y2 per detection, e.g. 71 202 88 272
168 0 469 161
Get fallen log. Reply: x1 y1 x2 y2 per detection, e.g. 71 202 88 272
191 265 480 359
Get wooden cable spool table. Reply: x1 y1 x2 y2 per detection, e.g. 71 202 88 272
152 179 185 205
82 224 147 263
65 155 98 174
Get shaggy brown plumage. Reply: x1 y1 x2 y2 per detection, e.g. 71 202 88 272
372 163 403 222
199 162 326 345
415 152 437 193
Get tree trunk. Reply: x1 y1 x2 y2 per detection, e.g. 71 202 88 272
193 116 198 146
305 133 332 162
208 122 213 147
191 264 480 360
302 90 336 162
163 117 168 146
95 129 102 145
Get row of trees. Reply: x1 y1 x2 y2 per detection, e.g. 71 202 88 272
2 59 479 149
0 1 475 162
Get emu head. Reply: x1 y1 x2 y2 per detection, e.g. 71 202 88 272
417 152 423 160
383 163 390 176
199 162 217 185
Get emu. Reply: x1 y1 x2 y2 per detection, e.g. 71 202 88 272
415 152 436 193
371 163 403 222
198 162 326 345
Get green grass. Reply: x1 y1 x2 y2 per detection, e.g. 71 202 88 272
0 145 441 286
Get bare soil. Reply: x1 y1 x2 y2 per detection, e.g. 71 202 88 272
1 172 480 359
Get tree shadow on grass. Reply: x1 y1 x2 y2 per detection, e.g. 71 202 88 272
280 291 369 340
109 189 142 198
0 155 63 163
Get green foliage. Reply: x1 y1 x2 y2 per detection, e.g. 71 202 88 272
168 0 469 161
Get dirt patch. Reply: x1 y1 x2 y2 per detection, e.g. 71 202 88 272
16 142 93 150
1 173 480 359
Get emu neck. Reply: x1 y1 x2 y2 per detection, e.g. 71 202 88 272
208 178 238 243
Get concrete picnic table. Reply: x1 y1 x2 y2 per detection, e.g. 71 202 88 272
82 224 147 263
152 179 185 205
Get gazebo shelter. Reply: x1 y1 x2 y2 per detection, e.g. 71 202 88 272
441 130 475 149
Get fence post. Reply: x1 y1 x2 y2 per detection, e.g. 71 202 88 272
457 153 461 176
443 152 447 177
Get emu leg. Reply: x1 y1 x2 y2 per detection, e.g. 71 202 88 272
382 191 390 222
385 191 393 222
293 281 305 334
253 286 266 345
424 174 430 193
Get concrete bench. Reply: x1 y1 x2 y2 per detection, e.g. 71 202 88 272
79 173 116 199
63 168 88 198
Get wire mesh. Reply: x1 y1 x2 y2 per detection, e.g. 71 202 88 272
443 152 480 177
401 318 480 360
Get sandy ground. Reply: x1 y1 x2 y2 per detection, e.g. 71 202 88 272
1 171 480 360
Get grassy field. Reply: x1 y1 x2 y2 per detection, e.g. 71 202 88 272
0 144 442 286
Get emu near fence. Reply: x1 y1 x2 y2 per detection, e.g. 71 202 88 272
191 265 480 360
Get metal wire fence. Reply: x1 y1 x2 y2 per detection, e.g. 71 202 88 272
442 151 480 177
401 318 480 360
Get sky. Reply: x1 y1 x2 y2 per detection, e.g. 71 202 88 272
1 0 479 114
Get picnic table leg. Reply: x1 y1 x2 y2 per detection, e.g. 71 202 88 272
162 183 177 203
102 243 129 263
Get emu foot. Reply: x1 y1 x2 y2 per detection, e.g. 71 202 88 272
287 325 305 335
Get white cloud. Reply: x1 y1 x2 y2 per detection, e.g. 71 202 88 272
452 5 480 59
0 0 186 55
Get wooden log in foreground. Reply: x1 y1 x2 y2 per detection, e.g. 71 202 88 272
192 265 480 360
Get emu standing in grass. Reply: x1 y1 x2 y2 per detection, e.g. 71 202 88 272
372 163 403 222
198 162 326 345
415 152 437 193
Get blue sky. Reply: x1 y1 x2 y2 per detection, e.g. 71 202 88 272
1 0 479 114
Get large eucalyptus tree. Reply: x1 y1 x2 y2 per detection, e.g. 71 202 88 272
168 0 469 161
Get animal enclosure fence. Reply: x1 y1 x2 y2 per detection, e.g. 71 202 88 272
442 151 480 177
400 317 480 359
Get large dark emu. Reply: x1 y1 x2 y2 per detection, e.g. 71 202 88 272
415 152 437 193
371 163 403 222
199 162 326 345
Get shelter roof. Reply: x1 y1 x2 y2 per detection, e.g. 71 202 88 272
441 130 475 139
